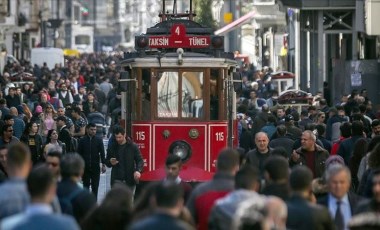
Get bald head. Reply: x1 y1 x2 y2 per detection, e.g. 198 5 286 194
255 132 269 153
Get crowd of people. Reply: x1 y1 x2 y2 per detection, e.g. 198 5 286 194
0 54 379 229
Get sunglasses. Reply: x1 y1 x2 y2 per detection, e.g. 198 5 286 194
7 130 13 132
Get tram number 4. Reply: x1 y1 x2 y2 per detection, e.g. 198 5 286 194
136 131 145 141
215 132 224 142
175 26 181 35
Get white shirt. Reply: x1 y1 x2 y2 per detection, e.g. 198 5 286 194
328 193 351 230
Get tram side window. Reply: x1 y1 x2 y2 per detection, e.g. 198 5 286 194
157 72 179 118
182 72 203 118
210 69 219 120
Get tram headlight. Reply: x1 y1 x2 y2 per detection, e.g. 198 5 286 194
211 36 224 49
169 141 192 162
135 36 149 50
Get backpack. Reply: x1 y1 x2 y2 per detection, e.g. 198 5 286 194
59 188 82 215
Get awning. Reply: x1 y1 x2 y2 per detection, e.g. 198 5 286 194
214 11 256 35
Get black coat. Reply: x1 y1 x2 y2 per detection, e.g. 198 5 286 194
261 183 290 201
57 178 96 223
105 139 144 186
77 135 106 173
317 192 365 215
286 195 335 230
20 133 43 164
58 126 72 152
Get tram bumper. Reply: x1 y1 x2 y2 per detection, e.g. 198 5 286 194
140 166 214 182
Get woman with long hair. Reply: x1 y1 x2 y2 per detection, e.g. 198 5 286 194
20 122 43 165
315 111 326 125
39 103 57 143
21 103 33 124
358 143 380 197
43 129 66 158
349 138 369 191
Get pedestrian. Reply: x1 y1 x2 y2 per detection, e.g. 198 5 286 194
43 129 66 157
262 156 290 200
1 165 79 230
164 154 192 203
0 143 31 219
0 124 19 147
57 153 96 223
187 148 239 230
77 123 106 199
245 132 273 176
20 121 43 165
290 130 329 178
71 107 87 138
0 146 8 183
317 165 364 230
209 165 263 230
130 181 194 230
286 166 335 230
105 126 143 194
81 184 133 230
356 168 380 213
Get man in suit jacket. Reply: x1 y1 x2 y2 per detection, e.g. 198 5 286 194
1 166 79 230
317 164 364 230
286 166 335 230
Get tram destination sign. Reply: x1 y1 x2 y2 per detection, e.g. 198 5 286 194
148 24 211 49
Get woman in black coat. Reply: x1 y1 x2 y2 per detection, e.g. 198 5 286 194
20 121 43 165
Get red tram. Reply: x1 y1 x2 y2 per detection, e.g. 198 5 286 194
119 0 240 182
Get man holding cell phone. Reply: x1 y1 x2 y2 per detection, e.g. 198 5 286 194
106 126 143 194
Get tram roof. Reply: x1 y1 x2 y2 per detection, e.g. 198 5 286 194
120 52 237 68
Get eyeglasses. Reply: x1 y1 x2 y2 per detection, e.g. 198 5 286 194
47 162 59 167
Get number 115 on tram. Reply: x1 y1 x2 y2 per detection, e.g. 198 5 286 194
118 9 242 182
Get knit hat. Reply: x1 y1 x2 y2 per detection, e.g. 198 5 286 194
35 105 43 113
325 155 345 168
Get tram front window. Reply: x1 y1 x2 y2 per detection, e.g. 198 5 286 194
182 72 203 118
157 72 179 118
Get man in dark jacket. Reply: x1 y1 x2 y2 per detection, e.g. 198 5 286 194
57 153 96 223
77 123 106 199
57 116 73 152
262 156 290 200
317 164 364 230
337 120 365 165
290 130 329 178
269 125 295 157
105 126 143 194
130 182 193 230
245 132 273 176
286 166 335 230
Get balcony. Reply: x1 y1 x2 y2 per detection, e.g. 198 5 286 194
280 0 357 9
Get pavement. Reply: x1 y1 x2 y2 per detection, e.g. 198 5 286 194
97 138 112 203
